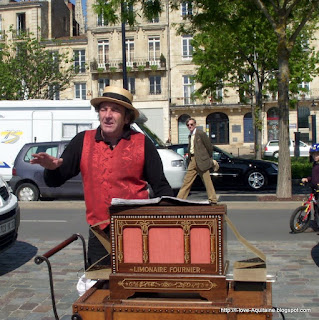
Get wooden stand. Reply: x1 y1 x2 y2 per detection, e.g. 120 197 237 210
71 201 272 320
72 280 273 320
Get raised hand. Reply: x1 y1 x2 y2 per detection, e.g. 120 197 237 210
30 152 63 170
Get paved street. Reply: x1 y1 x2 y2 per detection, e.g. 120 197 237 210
0 197 319 320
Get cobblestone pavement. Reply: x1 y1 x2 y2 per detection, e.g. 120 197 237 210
1 234 319 320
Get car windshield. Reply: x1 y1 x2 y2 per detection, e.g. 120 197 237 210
136 122 166 148
213 146 234 160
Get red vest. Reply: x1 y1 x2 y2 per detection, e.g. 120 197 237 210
80 129 149 229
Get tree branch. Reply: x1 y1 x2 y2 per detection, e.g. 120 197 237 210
252 0 277 31
288 0 319 48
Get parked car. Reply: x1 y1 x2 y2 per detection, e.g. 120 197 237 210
168 144 278 190
0 175 20 253
10 124 186 201
263 139 311 158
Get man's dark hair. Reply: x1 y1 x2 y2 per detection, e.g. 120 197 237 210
186 117 196 125
125 108 135 124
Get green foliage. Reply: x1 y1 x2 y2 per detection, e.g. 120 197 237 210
93 0 162 26
263 156 312 179
0 28 75 100
291 157 312 179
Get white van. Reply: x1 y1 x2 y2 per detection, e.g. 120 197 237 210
10 124 186 201
0 100 186 192
132 122 186 191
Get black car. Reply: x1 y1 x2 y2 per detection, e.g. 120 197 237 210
167 144 278 190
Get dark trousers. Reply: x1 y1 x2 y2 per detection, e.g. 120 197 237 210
87 226 111 267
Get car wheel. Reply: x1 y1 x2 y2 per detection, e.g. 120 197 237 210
246 170 267 190
273 151 279 159
16 183 40 201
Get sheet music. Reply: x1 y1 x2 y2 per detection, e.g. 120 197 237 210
111 196 210 206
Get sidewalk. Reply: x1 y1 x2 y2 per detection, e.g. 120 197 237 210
0 238 318 320
1 185 318 320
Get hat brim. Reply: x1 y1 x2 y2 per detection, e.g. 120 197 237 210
91 96 139 120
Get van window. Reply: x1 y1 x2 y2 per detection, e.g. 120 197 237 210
24 145 59 162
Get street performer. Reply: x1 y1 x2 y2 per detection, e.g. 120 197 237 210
31 86 173 266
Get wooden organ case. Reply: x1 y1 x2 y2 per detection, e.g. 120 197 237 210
109 202 228 301
72 201 273 320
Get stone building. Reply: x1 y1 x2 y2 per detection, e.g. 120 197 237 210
1 0 319 153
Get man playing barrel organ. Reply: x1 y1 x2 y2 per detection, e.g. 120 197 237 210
31 86 173 267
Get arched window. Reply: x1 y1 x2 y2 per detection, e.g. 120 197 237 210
244 112 254 142
267 107 279 140
207 113 229 144
178 114 190 143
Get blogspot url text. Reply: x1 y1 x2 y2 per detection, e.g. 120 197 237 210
220 307 312 314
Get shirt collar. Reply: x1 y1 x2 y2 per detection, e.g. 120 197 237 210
95 125 131 148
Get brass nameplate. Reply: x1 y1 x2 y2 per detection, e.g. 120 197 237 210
118 278 218 291
130 266 204 274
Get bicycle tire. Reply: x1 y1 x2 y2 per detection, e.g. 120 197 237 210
290 205 311 233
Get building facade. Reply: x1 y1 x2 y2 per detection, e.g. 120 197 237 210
1 0 319 153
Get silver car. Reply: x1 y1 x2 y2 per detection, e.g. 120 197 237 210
263 140 310 158
0 175 20 253
10 123 186 201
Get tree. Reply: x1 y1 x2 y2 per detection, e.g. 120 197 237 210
180 1 279 159
94 0 319 198
251 0 319 198
181 1 319 161
0 30 75 100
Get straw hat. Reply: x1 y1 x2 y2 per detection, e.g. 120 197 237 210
90 86 139 120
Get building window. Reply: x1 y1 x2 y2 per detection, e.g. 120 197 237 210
181 2 192 17
48 84 60 100
74 50 86 73
98 40 109 66
216 81 223 100
98 78 110 96
244 113 254 143
149 76 161 94
183 75 195 104
148 16 159 23
75 82 87 99
148 37 160 62
126 38 135 64
62 123 92 139
97 14 108 26
16 13 26 35
50 50 59 72
128 77 135 95
298 82 310 98
298 106 310 128
207 113 229 145
182 36 193 59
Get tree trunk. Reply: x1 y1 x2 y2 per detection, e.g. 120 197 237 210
276 35 292 198
255 89 263 160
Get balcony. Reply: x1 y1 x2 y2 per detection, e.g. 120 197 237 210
90 57 166 74
12 28 30 39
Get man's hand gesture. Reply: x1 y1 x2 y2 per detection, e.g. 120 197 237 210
30 152 63 170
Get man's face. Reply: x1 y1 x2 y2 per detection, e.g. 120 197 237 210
98 101 129 139
186 120 196 133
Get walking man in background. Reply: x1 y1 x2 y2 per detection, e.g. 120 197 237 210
177 117 217 204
